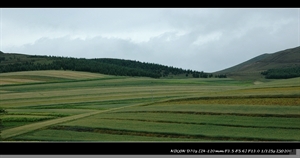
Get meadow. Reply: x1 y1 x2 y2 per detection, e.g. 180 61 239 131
0 70 299 141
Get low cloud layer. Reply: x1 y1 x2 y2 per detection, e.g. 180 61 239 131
1 8 299 72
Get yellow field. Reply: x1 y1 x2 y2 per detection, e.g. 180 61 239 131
0 70 111 85
0 70 109 79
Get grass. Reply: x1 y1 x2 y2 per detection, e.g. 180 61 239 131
1 115 57 131
2 122 31 131
1 70 299 141
2 115 57 122
162 96 300 106
11 129 205 141
1 110 103 139
55 119 300 141
90 113 300 129
117 103 300 116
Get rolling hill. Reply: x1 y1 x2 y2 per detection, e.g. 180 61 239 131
0 52 212 79
1 46 299 80
215 46 300 80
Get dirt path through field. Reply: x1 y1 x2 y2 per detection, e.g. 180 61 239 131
1 103 144 140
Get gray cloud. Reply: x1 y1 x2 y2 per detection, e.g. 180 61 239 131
1 8 299 72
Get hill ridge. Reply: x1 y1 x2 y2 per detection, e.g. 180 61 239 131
0 52 213 79
215 46 300 79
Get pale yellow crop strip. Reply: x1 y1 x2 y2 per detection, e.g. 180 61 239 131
0 70 108 79
0 79 42 85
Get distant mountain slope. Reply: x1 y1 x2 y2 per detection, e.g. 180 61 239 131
216 53 271 74
215 46 300 79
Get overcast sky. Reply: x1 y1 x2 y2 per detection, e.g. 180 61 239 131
0 8 299 72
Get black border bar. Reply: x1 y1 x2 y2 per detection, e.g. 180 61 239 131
0 142 299 155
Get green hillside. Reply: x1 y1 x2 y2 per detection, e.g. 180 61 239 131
0 52 213 79
215 46 300 80
215 53 271 74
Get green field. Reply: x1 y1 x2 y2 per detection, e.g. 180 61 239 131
1 70 299 141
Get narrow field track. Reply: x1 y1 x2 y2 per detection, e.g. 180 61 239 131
1 101 148 140
1 110 101 139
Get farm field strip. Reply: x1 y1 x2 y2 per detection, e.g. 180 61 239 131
57 118 300 141
0 77 245 93
0 70 110 79
161 97 300 106
217 86 300 96
1 117 59 131
0 78 240 89
1 110 101 139
1 84 235 108
0 74 69 81
0 85 247 109
2 114 57 119
0 91 197 108
18 96 177 110
116 102 300 115
5 109 97 116
113 110 300 118
0 78 43 85
0 85 211 101
40 125 294 141
90 112 300 129
252 77 300 88
10 129 209 141
99 118 300 130
0 78 123 92
0 72 110 86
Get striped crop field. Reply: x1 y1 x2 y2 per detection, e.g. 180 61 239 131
0 70 299 142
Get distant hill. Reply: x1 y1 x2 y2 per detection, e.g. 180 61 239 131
3 46 298 80
215 46 300 80
0 52 213 79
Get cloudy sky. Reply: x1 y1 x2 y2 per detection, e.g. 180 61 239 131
0 8 299 72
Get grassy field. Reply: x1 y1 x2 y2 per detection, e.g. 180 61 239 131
1 70 299 141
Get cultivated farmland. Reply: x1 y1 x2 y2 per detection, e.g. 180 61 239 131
0 70 299 141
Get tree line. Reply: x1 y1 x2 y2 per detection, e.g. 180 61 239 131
0 55 226 78
261 66 300 79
